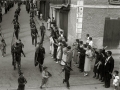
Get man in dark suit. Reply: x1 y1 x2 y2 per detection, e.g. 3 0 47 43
62 63 73 89
104 51 114 88
35 43 45 72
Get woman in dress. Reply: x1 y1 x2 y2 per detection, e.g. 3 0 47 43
84 45 93 76
72 39 79 65
56 41 63 64
61 42 68 66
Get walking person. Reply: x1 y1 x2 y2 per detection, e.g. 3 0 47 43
1 39 6 57
34 43 45 72
66 46 73 67
14 23 20 39
11 43 16 70
18 39 26 57
17 72 27 90
62 63 73 89
14 43 23 70
40 23 46 44
31 26 38 46
40 67 52 89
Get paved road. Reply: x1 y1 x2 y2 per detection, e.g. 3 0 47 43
0 4 119 90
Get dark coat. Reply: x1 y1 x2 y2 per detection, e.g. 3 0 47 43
104 56 114 73
79 48 86 70
34 47 45 65
93 51 103 73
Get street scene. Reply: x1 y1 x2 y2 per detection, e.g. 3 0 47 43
0 0 120 90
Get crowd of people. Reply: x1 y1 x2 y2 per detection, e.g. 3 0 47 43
25 1 120 89
48 18 119 89
0 1 119 90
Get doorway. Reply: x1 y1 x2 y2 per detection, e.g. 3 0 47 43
103 17 120 48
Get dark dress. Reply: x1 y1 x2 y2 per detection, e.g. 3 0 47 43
93 52 103 74
79 48 86 72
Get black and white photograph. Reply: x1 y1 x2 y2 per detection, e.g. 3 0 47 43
0 0 120 90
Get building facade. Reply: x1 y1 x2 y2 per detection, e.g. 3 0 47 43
36 0 50 21
37 0 120 49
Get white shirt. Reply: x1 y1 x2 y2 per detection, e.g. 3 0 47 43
86 37 89 43
89 40 93 47
105 56 111 65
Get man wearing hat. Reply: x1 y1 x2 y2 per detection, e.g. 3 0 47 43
66 46 72 67
18 72 27 90
62 63 73 89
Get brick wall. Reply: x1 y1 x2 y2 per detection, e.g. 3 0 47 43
82 8 120 48
84 0 108 5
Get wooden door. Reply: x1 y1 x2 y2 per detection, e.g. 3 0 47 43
60 11 68 40
40 1 45 20
103 17 120 48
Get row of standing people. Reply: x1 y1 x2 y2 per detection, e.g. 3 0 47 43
48 22 118 89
